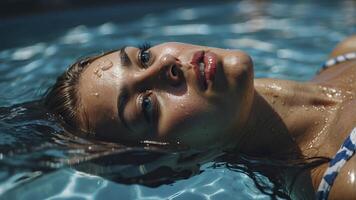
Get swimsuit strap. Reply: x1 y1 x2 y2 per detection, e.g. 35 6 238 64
322 51 356 69
316 127 356 200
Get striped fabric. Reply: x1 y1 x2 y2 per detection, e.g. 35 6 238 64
322 52 356 69
316 128 356 200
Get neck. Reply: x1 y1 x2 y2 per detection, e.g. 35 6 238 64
236 78 340 158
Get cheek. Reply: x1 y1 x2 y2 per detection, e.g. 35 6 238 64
155 44 180 57
157 92 212 138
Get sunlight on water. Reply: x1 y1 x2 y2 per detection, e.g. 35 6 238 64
0 0 355 199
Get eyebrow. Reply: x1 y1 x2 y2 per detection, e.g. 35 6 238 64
117 87 131 131
119 46 131 66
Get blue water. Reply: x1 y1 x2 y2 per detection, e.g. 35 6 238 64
0 1 355 199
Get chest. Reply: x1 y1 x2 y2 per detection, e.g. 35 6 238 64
312 60 356 157
324 99 356 157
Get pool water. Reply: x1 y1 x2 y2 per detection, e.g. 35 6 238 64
0 0 355 199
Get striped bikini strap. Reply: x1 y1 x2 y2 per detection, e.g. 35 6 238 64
316 127 356 200
321 52 356 69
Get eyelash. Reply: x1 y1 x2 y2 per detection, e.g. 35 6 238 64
139 42 151 51
138 42 152 68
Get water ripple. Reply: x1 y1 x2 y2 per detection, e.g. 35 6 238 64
161 24 212 36
11 43 46 61
0 1 355 199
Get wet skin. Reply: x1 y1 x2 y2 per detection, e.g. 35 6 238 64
78 42 254 150
75 36 356 199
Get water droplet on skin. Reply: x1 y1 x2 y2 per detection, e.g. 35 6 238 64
93 67 102 78
92 92 99 97
100 60 113 71
302 105 309 111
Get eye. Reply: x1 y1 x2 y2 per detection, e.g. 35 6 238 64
140 93 155 123
138 43 152 68
139 50 151 67
137 91 159 128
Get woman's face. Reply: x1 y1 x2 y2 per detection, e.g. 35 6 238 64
78 42 254 150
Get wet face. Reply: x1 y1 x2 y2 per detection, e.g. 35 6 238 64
78 42 254 150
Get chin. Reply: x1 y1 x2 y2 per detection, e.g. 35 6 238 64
223 51 253 86
222 51 254 133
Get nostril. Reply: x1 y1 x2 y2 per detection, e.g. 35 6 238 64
167 64 182 86
171 65 179 77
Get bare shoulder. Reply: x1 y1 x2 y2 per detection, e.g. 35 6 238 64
329 35 356 58
311 35 356 91
328 155 356 200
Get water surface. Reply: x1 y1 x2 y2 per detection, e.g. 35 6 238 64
0 0 355 199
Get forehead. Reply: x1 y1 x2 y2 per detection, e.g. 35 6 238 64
77 51 123 134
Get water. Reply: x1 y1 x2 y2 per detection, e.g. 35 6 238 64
0 0 355 199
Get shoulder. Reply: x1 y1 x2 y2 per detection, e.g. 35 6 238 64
328 155 356 200
311 35 356 85
329 35 356 58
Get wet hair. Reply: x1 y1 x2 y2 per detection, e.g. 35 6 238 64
44 50 117 133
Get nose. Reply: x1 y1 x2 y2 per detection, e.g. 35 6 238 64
132 54 184 91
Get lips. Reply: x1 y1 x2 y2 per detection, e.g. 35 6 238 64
191 51 218 90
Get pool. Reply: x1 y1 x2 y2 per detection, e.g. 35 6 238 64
0 0 355 199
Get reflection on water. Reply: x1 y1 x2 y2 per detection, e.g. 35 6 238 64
0 0 355 199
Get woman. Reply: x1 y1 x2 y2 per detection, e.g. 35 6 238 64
45 35 356 199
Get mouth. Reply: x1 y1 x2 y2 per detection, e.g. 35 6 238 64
191 51 218 90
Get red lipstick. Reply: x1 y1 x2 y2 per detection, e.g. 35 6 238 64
191 50 218 90
204 51 217 83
